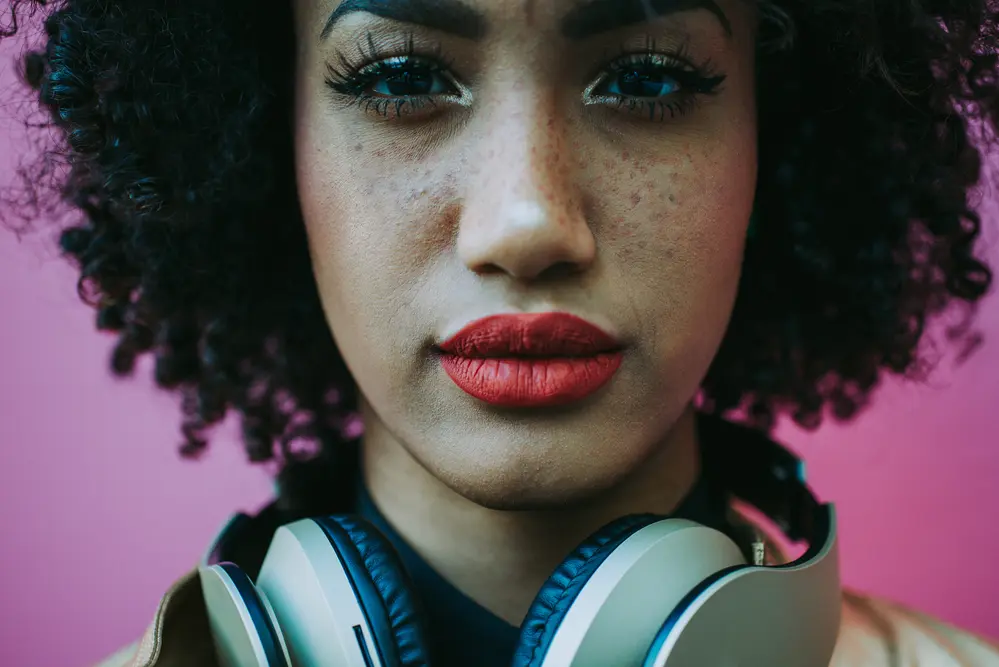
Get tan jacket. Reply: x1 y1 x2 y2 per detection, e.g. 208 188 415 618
93 564 999 667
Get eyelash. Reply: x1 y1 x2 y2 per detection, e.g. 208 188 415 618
324 33 726 122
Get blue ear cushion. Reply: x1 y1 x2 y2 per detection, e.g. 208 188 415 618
313 515 431 667
511 514 664 667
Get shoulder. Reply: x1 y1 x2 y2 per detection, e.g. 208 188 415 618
832 590 999 667
91 568 218 667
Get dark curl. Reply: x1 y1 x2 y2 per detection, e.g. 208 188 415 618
1 0 995 502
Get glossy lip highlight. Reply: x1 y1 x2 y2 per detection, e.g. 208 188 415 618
435 312 624 408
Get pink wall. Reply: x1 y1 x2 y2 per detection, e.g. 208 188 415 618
1 37 998 667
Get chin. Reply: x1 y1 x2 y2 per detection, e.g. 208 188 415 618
429 442 638 512
452 480 605 512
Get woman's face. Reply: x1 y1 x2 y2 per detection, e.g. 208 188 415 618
292 0 758 508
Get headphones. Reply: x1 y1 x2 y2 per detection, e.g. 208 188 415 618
199 415 841 667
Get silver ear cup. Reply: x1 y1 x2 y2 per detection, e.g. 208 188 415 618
255 519 387 667
644 512 841 667
200 563 291 667
202 518 389 667
538 520 747 667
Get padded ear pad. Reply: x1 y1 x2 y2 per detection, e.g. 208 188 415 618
312 515 432 667
511 514 664 667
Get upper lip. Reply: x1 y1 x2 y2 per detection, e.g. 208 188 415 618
436 312 622 358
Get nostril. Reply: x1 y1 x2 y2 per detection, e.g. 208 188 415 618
471 262 507 276
470 260 583 282
536 261 583 282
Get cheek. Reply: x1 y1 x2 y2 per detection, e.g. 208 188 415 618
595 141 755 262
294 110 399 358
294 111 466 373
298 156 457 290
588 133 757 362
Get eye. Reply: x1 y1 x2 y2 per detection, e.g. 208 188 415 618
597 65 682 99
366 57 457 97
584 53 725 122
325 52 469 119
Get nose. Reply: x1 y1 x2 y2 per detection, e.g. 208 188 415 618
457 100 596 282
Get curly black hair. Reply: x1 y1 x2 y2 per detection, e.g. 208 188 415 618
1 0 995 506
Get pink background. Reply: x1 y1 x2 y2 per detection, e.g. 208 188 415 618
1 32 998 667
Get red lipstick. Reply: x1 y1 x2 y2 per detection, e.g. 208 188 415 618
436 312 623 408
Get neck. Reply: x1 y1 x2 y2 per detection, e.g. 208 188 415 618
361 403 701 626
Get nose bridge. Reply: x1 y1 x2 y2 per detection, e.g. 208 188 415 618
489 92 564 200
457 89 595 280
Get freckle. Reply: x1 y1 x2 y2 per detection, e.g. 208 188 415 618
354 143 363 152
668 193 677 204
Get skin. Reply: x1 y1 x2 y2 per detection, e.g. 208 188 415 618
293 0 758 624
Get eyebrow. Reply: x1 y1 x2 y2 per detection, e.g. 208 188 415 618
320 0 732 42
321 0 487 40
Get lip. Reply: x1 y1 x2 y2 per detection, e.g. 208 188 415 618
436 312 624 408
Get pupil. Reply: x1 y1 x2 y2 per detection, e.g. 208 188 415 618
386 70 433 96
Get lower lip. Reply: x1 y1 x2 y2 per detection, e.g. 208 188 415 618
438 353 623 407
